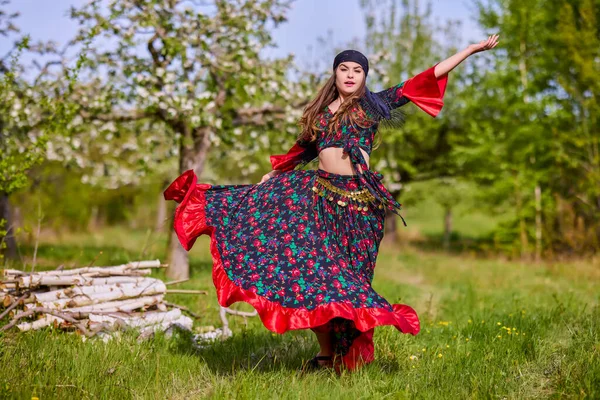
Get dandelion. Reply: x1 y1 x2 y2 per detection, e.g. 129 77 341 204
438 353 443 358
465 338 470 342
468 319 472 324
446 345 450 348
422 348 426 352
497 322 502 326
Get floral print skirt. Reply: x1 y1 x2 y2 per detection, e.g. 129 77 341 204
163 168 420 370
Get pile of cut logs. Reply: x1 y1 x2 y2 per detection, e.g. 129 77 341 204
0 260 205 338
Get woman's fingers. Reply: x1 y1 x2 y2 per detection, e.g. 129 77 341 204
482 34 499 50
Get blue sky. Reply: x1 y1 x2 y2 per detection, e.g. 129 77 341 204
1 0 484 65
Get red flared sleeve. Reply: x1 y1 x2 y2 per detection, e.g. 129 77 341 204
401 63 448 118
269 140 318 172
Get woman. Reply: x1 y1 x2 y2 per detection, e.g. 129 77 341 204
164 35 499 372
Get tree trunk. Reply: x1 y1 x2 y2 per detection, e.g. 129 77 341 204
155 179 169 233
166 126 212 280
382 210 398 245
535 185 542 262
167 231 189 280
87 206 100 231
0 192 18 260
514 181 529 260
443 206 452 251
12 205 23 231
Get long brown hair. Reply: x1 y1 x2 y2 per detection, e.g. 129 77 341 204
298 71 374 143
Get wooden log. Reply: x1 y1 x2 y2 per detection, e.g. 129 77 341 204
86 276 158 286
17 314 64 332
0 283 17 290
3 295 13 308
0 293 30 320
1 307 93 336
63 294 164 313
166 289 207 295
18 269 152 287
88 309 182 329
29 282 167 310
58 310 133 319
32 260 162 277
33 279 164 303
2 269 27 277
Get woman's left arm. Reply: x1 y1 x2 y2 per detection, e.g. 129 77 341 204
434 34 500 78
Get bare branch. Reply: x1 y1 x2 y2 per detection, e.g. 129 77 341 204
1 307 94 337
79 109 152 122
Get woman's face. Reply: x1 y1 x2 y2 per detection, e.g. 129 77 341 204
335 61 365 98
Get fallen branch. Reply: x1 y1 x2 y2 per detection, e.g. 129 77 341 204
1 307 93 337
164 301 202 319
165 278 189 286
166 289 207 295
0 292 30 320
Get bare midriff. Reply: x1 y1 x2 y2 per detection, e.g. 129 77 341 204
317 147 370 175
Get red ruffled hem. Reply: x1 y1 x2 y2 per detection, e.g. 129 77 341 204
163 170 421 337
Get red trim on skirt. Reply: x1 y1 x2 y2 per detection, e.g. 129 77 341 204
164 169 420 370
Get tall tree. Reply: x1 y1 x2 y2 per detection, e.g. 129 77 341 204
68 0 305 279
468 0 600 257
0 2 81 262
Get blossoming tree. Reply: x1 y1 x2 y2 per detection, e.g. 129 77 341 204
67 0 306 279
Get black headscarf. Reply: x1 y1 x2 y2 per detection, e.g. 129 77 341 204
333 49 391 120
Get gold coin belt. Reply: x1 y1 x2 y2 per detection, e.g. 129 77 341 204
311 176 381 211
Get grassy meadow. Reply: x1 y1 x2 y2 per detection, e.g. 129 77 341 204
1 201 598 399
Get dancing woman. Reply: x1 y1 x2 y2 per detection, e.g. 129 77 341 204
164 35 499 372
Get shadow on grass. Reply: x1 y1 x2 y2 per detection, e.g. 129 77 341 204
167 325 401 376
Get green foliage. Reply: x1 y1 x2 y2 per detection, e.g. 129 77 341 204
0 36 47 195
463 0 600 255
66 0 305 185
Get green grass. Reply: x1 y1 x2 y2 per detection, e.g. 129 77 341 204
1 229 599 399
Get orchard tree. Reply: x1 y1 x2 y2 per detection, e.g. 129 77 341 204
0 2 82 262
68 0 307 279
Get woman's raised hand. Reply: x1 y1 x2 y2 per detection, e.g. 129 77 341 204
468 34 500 55
258 169 283 185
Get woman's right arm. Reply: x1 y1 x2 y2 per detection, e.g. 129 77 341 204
258 140 318 184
